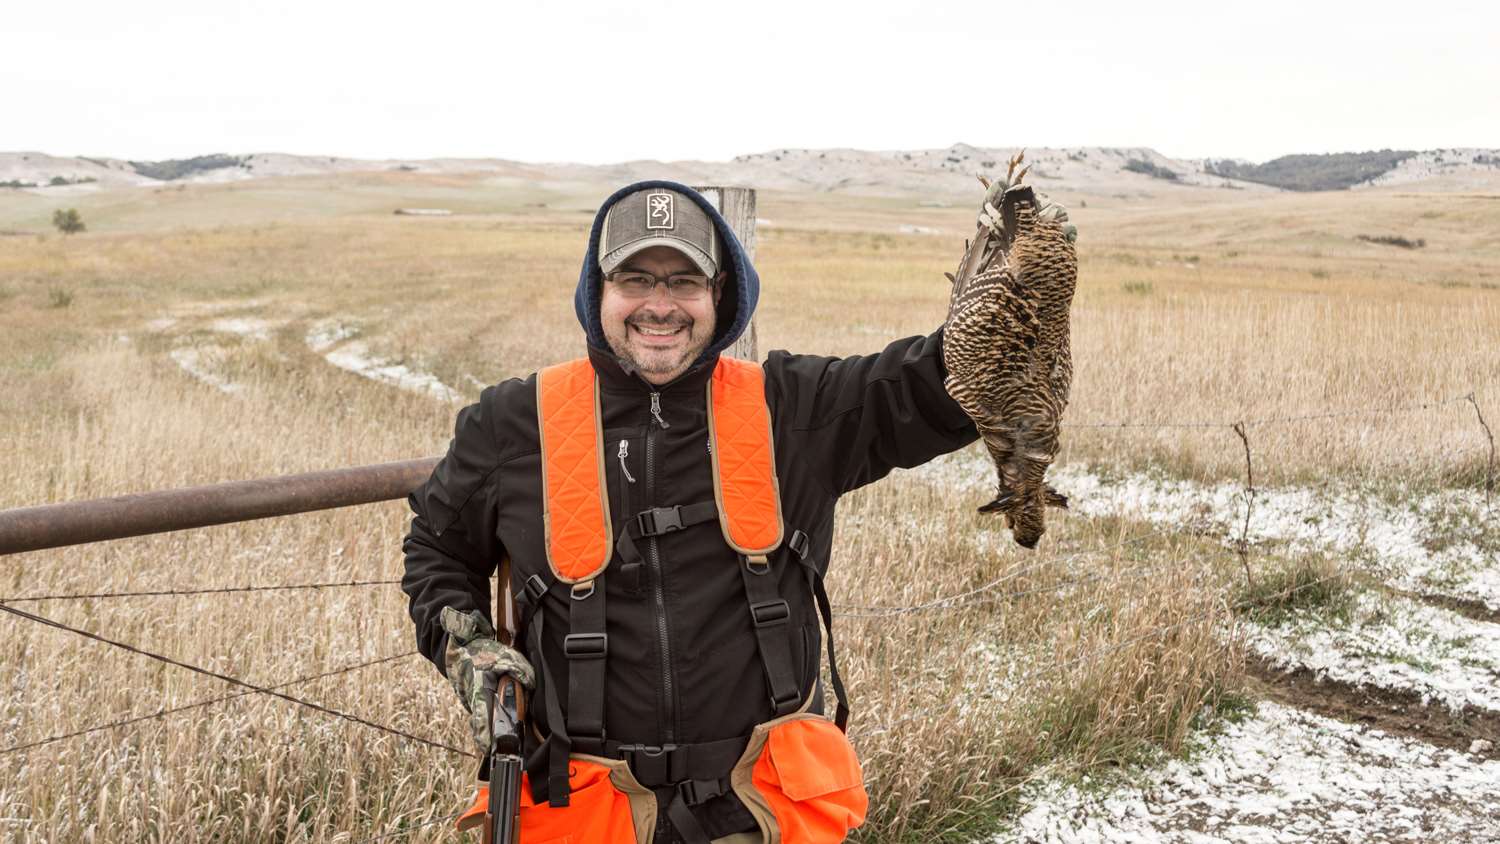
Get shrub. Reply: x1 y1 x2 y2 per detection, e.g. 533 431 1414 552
1356 234 1425 249
52 208 86 234
1124 159 1179 181
128 154 244 181
48 288 74 308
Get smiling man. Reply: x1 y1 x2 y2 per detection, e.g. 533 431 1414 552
402 181 980 843
596 185 727 384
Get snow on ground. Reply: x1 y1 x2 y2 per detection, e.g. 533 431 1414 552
168 348 242 394
303 320 458 403
1002 702 1500 844
1247 591 1500 712
207 316 277 340
906 453 1499 611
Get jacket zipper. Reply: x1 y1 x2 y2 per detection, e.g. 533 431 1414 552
649 392 670 429
645 401 676 743
617 439 636 484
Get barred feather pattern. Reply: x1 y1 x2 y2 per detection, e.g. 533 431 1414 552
942 172 1078 548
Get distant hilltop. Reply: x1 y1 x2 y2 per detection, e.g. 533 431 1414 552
3 145 1497 198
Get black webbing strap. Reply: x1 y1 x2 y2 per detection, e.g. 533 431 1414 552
807 564 850 731
564 578 607 747
667 791 713 844
514 572 553 634
527 611 572 806
740 552 802 717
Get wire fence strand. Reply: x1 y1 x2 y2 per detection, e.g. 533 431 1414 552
0 578 402 604
0 601 473 759
0 651 419 756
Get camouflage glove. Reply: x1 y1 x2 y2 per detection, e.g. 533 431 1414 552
980 169 1078 243
439 606 535 755
1038 198 1078 244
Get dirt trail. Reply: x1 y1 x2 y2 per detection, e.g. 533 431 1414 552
1248 658 1499 757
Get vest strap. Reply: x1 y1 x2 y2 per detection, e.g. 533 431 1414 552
804 560 851 731
740 554 802 716
565 577 607 744
537 360 613 583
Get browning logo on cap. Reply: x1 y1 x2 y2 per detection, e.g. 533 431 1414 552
599 186 721 277
646 193 675 230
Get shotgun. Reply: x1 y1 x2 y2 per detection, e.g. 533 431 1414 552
481 672 525 844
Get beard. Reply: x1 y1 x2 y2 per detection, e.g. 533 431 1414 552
605 312 716 382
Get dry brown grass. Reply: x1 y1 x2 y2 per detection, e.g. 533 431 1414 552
0 174 1494 841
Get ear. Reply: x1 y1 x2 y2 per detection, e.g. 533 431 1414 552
712 271 728 306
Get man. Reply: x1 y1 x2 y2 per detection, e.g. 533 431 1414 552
402 181 980 843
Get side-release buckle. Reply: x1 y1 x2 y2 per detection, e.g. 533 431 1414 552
677 777 727 806
636 506 684 537
750 599 790 628
563 633 608 659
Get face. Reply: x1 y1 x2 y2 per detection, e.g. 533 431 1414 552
600 245 725 385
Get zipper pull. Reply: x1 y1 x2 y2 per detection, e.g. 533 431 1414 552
649 392 670 429
617 439 636 483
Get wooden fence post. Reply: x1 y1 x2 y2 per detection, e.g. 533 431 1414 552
694 186 758 361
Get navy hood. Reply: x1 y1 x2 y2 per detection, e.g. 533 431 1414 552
574 180 760 369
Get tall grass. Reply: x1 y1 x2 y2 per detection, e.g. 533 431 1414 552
0 176 1495 841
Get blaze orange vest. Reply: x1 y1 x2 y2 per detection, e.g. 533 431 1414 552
536 355 784 583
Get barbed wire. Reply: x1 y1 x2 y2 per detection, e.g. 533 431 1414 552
1065 390 1477 431
834 525 1178 617
1 651 419 756
0 601 474 759
831 525 1170 614
0 578 402 604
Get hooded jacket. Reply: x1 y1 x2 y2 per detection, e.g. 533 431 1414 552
401 180 978 840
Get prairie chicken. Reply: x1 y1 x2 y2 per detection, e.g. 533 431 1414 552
942 152 1078 548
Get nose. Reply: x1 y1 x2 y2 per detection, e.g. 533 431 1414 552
638 282 678 312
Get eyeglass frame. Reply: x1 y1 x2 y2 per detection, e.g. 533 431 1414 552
604 269 722 300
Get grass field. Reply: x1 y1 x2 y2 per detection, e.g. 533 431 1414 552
1 173 1496 842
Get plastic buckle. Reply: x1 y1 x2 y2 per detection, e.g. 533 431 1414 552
618 743 677 759
523 575 548 602
771 686 802 711
788 529 810 559
563 633 608 659
750 599 790 628
618 743 680 783
636 506 684 536
677 778 725 807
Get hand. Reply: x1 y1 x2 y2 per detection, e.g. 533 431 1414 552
979 174 1079 244
440 606 535 755
1037 197 1078 244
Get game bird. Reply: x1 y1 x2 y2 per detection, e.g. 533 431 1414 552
942 152 1078 548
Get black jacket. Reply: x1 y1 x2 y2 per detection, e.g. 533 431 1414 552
402 332 977 746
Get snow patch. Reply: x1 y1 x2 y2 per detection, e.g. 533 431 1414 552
1248 592 1500 713
303 319 458 401
1004 701 1500 843
208 317 276 341
168 348 242 394
905 453 1498 612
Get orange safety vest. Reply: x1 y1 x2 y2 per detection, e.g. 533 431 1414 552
460 356 866 844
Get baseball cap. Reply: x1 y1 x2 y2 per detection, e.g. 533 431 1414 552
598 187 721 277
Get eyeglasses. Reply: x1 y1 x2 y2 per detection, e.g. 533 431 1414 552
605 270 714 300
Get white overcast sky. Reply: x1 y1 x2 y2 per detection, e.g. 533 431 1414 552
5 0 1496 164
